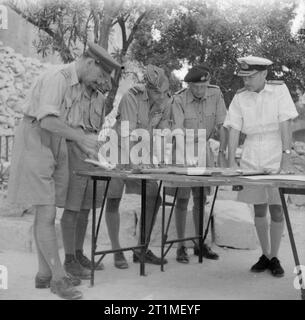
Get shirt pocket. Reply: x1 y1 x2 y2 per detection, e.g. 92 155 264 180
90 101 104 131
204 109 216 137
184 117 198 129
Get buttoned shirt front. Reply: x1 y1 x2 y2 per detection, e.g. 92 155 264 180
171 85 227 139
223 82 298 135
114 84 171 137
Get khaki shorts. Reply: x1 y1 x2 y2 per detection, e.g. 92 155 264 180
164 186 210 199
107 177 160 199
64 142 107 211
8 117 68 207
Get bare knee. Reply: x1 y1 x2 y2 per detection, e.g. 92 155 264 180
269 205 284 222
35 205 56 226
106 198 121 214
175 198 189 212
254 204 267 218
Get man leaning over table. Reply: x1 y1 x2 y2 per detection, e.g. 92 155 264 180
224 55 298 277
7 41 119 300
104 64 172 268
170 64 228 264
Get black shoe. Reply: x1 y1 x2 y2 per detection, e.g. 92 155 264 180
133 249 168 265
194 244 219 260
76 250 104 271
50 277 83 300
114 252 129 269
35 272 81 289
64 257 91 280
250 254 270 272
268 257 285 277
176 246 189 264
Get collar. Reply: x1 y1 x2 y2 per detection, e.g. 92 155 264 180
186 88 210 103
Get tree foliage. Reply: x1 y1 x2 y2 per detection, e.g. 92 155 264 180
131 0 305 106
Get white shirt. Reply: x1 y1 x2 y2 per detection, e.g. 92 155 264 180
224 82 298 135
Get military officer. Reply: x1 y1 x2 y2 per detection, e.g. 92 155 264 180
224 56 298 277
170 64 228 263
8 41 121 299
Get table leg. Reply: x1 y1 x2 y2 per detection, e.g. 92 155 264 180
279 188 305 300
203 186 218 243
140 179 147 276
198 187 204 263
90 178 97 287
161 187 166 272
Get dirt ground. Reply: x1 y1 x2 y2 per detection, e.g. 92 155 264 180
0 195 305 300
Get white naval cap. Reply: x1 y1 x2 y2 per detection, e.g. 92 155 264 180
237 55 273 76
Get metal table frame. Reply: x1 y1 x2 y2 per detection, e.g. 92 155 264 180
78 169 305 299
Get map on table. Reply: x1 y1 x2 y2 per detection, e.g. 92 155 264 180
140 167 266 176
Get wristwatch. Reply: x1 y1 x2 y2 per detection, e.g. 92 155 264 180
282 149 292 155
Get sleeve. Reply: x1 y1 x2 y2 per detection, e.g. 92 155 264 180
223 95 243 131
36 72 68 121
278 84 299 122
116 92 138 137
171 96 185 131
215 90 227 125
157 98 173 130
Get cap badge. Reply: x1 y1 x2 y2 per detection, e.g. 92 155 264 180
240 62 249 70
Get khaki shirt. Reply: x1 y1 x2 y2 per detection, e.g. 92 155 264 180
21 62 105 131
114 84 171 137
171 85 227 139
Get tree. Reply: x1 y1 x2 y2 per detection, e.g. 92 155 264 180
6 0 167 114
131 0 305 106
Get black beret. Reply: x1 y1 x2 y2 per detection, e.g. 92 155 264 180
184 65 211 83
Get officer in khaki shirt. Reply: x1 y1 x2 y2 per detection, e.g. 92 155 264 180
8 42 121 300
170 64 227 263
105 65 171 268
60 60 111 280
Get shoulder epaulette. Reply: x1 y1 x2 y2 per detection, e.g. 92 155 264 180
267 80 284 85
236 87 247 94
175 88 187 95
129 84 146 96
60 68 72 80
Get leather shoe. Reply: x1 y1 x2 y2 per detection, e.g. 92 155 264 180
194 244 219 260
35 273 81 289
133 249 167 265
176 246 189 264
64 258 91 280
114 252 129 269
76 250 104 271
50 277 83 300
251 254 270 273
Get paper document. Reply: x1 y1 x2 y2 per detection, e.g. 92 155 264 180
140 167 265 176
243 174 305 182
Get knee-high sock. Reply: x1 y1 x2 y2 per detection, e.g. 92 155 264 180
175 198 189 248
105 199 122 250
75 209 90 252
270 220 284 259
35 206 66 281
192 196 206 246
254 216 270 257
61 209 77 256
137 195 161 246
33 207 52 278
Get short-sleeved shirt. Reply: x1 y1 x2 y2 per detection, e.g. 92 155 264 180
21 62 105 130
114 84 171 137
171 85 227 139
223 82 298 135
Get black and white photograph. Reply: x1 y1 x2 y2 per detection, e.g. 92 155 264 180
0 0 305 304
